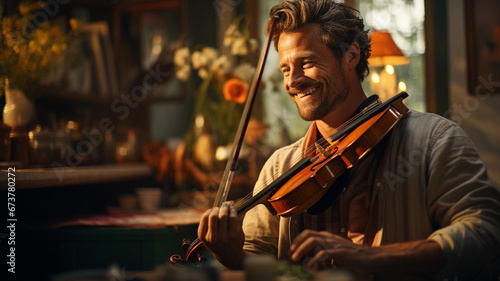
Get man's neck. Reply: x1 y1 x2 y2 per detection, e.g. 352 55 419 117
316 86 367 138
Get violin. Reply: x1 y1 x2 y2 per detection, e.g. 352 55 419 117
268 92 408 217
170 92 409 265
170 13 409 265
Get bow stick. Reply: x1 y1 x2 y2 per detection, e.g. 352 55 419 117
212 15 279 207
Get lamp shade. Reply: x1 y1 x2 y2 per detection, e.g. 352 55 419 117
368 30 409 66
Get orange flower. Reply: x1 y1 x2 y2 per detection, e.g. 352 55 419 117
223 78 248 104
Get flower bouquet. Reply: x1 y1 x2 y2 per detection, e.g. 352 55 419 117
170 16 271 198
173 16 261 169
0 2 79 100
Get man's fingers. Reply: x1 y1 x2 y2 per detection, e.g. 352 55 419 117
290 234 323 263
289 229 319 255
217 205 231 241
199 206 240 244
207 207 220 241
290 230 340 266
198 208 212 240
307 249 333 270
228 206 241 238
293 239 334 270
228 206 238 226
195 206 245 269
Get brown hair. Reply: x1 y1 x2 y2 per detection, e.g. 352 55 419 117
266 0 371 81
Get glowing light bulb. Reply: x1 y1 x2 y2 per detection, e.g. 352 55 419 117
195 114 205 128
371 72 380 83
398 81 407 92
385 64 394 75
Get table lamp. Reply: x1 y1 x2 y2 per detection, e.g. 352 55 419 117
368 30 409 101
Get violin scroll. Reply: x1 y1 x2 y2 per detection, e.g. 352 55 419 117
170 238 208 266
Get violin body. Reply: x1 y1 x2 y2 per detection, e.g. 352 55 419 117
268 96 409 217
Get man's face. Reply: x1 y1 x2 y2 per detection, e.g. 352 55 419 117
278 24 350 121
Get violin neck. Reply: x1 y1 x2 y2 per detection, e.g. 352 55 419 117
330 92 409 143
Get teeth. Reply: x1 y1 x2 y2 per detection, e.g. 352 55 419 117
297 87 318 98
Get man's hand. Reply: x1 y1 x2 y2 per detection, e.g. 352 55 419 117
289 230 374 274
198 205 246 269
289 229 445 276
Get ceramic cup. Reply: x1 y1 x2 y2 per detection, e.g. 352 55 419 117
136 188 162 212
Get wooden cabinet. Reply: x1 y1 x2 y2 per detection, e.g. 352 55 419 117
17 225 204 280
1 163 213 280
0 163 153 189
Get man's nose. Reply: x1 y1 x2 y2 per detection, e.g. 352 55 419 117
286 67 305 90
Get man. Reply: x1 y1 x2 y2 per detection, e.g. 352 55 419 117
197 0 500 279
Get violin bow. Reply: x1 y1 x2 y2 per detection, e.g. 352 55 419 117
213 15 279 207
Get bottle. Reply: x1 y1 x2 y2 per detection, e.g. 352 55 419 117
10 125 29 166
0 123 11 162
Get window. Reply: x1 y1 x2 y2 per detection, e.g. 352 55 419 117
358 0 426 112
257 0 427 148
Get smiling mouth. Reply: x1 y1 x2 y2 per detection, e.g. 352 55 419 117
295 86 319 99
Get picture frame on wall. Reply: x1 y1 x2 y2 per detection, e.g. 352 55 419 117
113 0 186 101
66 22 120 99
465 0 500 96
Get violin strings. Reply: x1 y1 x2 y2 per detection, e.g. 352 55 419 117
231 99 381 211
302 100 380 156
231 99 381 210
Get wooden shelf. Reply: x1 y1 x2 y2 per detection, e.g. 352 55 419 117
1 163 153 190
39 86 114 106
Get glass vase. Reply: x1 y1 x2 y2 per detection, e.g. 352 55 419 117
2 83 34 127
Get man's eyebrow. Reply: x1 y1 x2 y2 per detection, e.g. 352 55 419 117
296 51 318 60
279 61 288 69
279 51 319 69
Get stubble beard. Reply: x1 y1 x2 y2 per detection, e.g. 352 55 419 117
296 81 350 122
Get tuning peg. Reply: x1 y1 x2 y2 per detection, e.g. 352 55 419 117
181 238 191 251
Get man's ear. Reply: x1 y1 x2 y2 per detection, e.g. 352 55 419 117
345 42 360 69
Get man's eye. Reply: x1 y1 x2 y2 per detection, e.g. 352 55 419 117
281 68 290 75
302 62 313 68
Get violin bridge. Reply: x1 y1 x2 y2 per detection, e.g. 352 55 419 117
315 143 332 158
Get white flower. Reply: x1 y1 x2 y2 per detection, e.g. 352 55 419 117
211 55 232 76
223 35 234 49
174 47 191 81
202 47 219 63
198 68 209 79
231 37 248 56
174 47 190 66
248 38 259 53
191 50 205 70
176 65 190 82
234 62 256 84
225 23 239 38
191 47 220 79
223 23 241 47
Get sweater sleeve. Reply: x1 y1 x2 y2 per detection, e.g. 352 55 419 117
241 138 305 256
426 123 500 280
242 149 282 256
